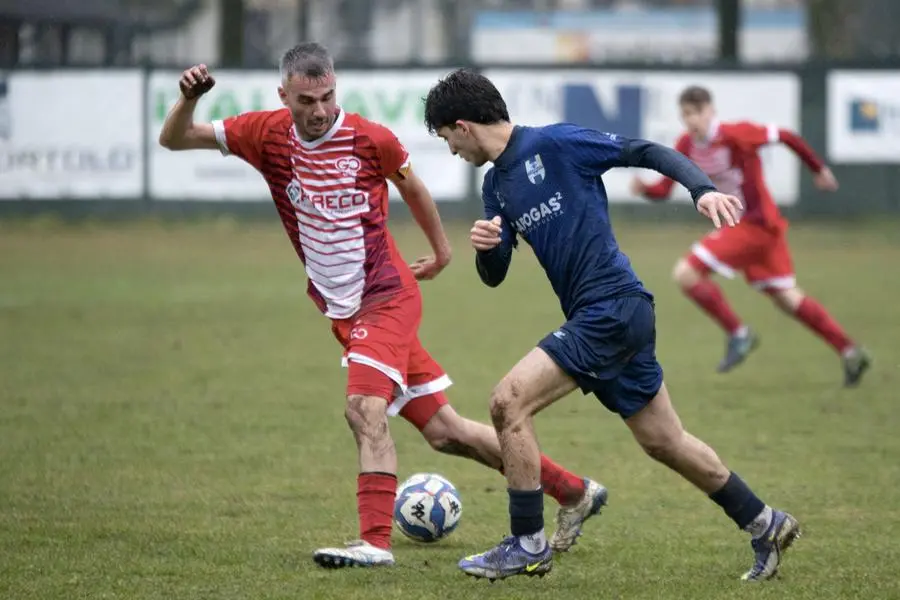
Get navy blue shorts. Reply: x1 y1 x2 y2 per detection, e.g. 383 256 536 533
538 294 664 419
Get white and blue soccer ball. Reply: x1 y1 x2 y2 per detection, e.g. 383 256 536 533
393 473 462 543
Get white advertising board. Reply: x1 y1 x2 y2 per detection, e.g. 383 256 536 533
0 71 144 199
480 70 802 204
827 71 900 163
148 69 468 201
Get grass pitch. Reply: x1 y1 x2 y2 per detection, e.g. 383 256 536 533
1 216 898 600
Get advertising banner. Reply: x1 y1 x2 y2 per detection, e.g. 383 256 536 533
481 70 802 204
0 71 144 200
148 70 469 201
827 71 900 163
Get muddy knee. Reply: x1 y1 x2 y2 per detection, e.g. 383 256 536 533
489 379 524 432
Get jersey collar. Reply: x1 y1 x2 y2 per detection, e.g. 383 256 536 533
293 107 345 149
493 125 521 170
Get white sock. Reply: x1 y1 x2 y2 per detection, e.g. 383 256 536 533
518 529 547 554
734 325 749 338
744 505 774 539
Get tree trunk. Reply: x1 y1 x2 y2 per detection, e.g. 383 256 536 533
717 0 740 62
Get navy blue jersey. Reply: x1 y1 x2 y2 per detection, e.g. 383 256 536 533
476 123 716 319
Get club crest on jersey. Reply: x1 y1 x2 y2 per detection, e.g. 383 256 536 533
525 154 545 185
335 156 361 177
286 179 303 207
496 190 505 208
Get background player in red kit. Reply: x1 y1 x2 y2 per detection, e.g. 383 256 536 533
158 43 607 569
631 86 870 386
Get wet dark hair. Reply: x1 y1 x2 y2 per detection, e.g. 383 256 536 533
423 68 510 135
679 85 713 107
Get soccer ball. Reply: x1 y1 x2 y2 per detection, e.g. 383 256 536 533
393 473 462 543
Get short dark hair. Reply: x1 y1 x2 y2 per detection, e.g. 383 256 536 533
679 85 713 107
423 68 510 135
280 42 333 81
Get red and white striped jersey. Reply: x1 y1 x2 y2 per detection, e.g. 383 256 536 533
644 120 824 229
213 107 418 319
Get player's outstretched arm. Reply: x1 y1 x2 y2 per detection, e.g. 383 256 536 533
630 134 690 201
158 65 218 151
621 138 715 202
389 168 452 280
776 129 839 191
622 138 742 228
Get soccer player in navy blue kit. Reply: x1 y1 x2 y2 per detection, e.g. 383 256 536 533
424 69 801 583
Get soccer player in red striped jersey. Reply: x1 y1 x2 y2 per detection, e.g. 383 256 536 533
631 85 870 386
159 43 607 569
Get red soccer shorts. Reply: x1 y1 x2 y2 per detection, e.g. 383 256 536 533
331 289 450 430
687 220 796 291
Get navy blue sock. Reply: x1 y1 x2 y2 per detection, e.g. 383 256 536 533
709 472 766 529
509 488 544 537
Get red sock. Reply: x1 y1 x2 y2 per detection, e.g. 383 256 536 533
357 472 396 550
540 455 586 505
684 280 743 335
794 297 853 354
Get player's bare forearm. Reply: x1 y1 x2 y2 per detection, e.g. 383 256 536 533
777 129 825 172
158 96 217 151
475 247 512 288
391 170 452 265
622 139 716 205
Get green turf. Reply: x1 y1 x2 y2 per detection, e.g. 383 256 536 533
1 217 898 600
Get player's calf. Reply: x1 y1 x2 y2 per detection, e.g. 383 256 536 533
345 394 397 473
335 382 400 562
764 287 852 353
674 259 755 374
419 404 593 507
764 287 871 385
626 385 801 580
420 405 503 469
628 388 730 493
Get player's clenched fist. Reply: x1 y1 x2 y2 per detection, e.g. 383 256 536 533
470 216 503 251
696 191 743 229
179 64 216 100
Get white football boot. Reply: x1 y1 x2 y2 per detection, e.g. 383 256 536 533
313 540 395 569
549 478 608 552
